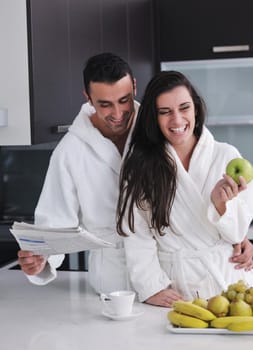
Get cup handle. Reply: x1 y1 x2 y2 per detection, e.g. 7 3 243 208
100 293 111 302
100 293 112 313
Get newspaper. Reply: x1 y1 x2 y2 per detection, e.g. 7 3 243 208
10 221 116 256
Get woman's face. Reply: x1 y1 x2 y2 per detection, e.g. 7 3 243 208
156 85 197 151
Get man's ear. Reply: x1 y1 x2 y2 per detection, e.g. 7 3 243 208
82 90 92 104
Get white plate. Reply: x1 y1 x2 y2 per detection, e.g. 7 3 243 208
166 323 253 335
102 309 144 321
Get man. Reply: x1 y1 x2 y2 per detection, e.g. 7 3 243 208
18 53 137 292
18 53 253 294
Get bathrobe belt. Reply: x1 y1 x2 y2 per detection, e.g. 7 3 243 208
158 241 232 298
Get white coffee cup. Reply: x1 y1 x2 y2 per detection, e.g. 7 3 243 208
100 290 136 316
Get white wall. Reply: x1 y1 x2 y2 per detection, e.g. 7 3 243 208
0 0 31 145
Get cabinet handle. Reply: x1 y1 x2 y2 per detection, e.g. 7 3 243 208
212 45 250 53
51 124 71 134
207 120 253 126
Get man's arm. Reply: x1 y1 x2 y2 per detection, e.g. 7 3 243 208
18 250 65 285
229 238 253 271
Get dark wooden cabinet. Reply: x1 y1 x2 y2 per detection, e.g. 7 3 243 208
1 0 155 145
28 0 155 144
28 0 72 144
155 0 253 62
0 0 155 266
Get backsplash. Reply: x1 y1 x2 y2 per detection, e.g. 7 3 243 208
0 143 56 223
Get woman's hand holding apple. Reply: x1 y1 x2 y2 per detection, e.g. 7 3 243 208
211 174 247 215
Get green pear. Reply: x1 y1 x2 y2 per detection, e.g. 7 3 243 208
192 297 208 309
207 295 230 317
229 299 253 316
245 292 253 304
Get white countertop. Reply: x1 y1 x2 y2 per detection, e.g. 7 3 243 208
0 270 252 350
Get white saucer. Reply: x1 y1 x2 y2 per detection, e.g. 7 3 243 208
102 309 144 321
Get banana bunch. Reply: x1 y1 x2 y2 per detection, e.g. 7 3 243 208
211 316 253 330
173 300 216 321
227 320 253 332
168 301 216 328
168 310 209 328
168 300 253 332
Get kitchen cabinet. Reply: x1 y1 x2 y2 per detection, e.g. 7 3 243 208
0 0 155 267
161 57 253 165
0 0 155 145
0 0 85 145
156 0 253 165
155 0 253 62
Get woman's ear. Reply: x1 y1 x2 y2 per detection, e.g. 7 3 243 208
133 78 137 97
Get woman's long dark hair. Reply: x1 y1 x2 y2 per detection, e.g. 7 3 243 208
117 71 206 236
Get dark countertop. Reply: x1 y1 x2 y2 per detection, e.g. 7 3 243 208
0 224 19 268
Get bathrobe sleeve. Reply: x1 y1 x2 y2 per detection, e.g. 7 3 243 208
34 140 81 228
26 255 64 285
206 143 253 244
207 182 253 244
26 138 80 285
123 206 171 302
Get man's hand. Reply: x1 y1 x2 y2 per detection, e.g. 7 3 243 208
18 250 47 275
229 238 253 271
145 288 184 307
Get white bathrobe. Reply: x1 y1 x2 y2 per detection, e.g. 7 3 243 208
27 101 139 293
123 127 253 301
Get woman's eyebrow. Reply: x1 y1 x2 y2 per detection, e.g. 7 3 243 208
157 107 171 111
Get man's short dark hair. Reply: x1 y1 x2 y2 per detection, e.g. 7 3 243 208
83 52 134 96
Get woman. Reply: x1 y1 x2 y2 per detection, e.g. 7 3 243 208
117 71 253 307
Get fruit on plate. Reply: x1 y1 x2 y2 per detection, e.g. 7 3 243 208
168 310 209 328
167 280 253 331
229 299 253 316
222 280 251 303
226 157 253 184
192 297 208 309
210 316 253 328
227 320 253 332
173 300 216 321
245 288 253 304
222 280 253 307
207 295 230 317
192 292 208 309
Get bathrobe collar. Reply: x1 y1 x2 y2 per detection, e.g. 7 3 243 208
68 102 139 174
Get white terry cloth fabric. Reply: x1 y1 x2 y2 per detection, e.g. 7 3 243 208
26 101 139 293
123 127 253 301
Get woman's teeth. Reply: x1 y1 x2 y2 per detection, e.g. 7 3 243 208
170 126 186 133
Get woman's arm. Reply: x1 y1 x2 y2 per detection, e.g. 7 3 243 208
210 174 246 216
145 288 184 307
123 206 183 305
208 174 253 244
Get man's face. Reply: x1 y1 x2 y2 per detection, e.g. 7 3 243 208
87 75 136 136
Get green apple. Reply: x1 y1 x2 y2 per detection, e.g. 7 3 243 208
226 158 253 184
